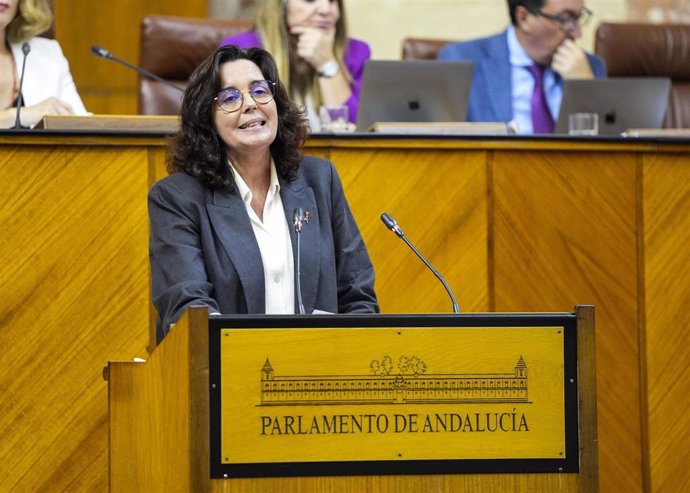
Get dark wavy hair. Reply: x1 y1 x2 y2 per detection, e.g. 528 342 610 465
167 45 309 190
508 0 546 25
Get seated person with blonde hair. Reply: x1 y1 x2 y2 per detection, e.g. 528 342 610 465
1 0 87 128
220 0 370 130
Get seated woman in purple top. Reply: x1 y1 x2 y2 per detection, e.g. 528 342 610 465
220 0 370 128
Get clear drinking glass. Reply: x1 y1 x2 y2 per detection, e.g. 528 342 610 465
568 112 599 136
319 105 350 132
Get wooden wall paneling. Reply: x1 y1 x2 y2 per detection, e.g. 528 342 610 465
3 135 687 491
491 150 642 493
53 0 209 115
0 143 154 491
642 152 690 493
329 147 490 314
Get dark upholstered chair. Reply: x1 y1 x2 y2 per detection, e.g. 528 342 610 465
401 38 452 60
138 15 253 115
595 22 690 128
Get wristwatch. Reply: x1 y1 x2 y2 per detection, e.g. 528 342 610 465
318 60 340 78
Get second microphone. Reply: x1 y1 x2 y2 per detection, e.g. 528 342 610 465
381 212 461 313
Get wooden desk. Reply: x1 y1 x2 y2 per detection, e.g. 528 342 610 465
1 131 688 492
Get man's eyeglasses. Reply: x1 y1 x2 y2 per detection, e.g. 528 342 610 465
532 6 593 32
214 80 276 113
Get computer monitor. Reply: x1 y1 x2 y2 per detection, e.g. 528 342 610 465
555 78 671 135
355 60 474 132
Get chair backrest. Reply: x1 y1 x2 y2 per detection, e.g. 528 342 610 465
595 22 690 128
139 15 254 115
401 38 452 60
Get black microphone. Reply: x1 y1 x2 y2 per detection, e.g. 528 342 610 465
380 212 460 313
293 208 307 315
90 45 185 93
14 42 31 129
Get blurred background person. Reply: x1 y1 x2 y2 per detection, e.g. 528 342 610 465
439 0 606 134
149 45 379 342
0 0 86 128
219 0 370 129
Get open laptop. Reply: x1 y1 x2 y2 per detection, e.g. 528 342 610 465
355 60 474 132
555 78 671 135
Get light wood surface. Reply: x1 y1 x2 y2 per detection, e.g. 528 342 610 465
642 151 690 493
36 114 179 132
0 139 159 491
492 149 642 492
1 133 689 491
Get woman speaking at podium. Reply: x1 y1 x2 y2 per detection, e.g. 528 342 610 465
148 45 379 343
0 0 86 128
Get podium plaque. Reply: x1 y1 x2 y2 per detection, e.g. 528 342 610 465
209 313 579 478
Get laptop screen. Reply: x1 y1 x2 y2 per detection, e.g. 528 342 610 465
355 60 474 132
555 78 671 135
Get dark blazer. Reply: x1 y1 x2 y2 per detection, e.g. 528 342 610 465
438 30 607 123
148 156 379 342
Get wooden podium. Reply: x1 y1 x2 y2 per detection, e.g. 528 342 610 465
107 306 597 492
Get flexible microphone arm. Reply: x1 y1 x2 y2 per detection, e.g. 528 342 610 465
381 212 461 313
14 42 31 129
293 208 306 315
90 45 185 93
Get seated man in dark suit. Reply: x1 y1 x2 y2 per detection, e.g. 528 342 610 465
438 0 606 134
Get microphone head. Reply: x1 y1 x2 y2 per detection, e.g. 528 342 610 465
381 212 404 237
293 207 305 232
380 212 396 230
21 42 30 56
91 45 112 59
